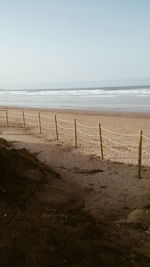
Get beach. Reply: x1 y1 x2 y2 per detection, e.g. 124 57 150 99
1 107 150 221
1 1 150 264
1 106 150 166
1 106 150 265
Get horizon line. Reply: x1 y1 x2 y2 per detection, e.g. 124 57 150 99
0 84 150 91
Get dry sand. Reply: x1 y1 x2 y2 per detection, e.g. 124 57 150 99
0 107 150 221
1 107 150 165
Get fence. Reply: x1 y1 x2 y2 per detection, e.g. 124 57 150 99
1 108 150 178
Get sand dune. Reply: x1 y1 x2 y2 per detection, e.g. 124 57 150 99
1 125 150 221
1 113 150 265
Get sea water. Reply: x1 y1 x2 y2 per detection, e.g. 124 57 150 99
0 85 150 112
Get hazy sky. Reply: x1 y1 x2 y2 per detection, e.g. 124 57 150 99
0 0 150 89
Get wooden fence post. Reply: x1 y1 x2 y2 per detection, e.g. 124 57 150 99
6 109 9 127
38 112 42 135
22 111 26 130
99 123 104 159
74 119 77 148
138 130 142 179
55 115 58 140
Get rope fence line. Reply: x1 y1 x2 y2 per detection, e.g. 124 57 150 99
101 126 138 137
57 118 73 124
41 123 52 131
25 116 38 122
58 125 74 131
102 142 128 154
102 135 136 147
58 128 74 137
1 108 150 178
41 120 54 127
143 134 150 141
40 114 54 120
77 128 99 138
78 135 100 144
26 121 38 126
77 121 98 129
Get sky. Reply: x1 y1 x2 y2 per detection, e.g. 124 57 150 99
0 0 150 89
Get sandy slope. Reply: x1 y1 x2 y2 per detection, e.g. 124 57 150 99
1 127 150 221
1 138 150 266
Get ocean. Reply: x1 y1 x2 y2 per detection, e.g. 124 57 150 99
0 85 150 112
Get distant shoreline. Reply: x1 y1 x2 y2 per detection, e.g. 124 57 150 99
1 86 150 113
0 84 150 91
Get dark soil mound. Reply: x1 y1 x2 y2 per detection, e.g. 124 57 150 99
0 137 59 208
0 138 149 267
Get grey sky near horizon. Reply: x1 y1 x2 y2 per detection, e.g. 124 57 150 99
0 0 150 89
